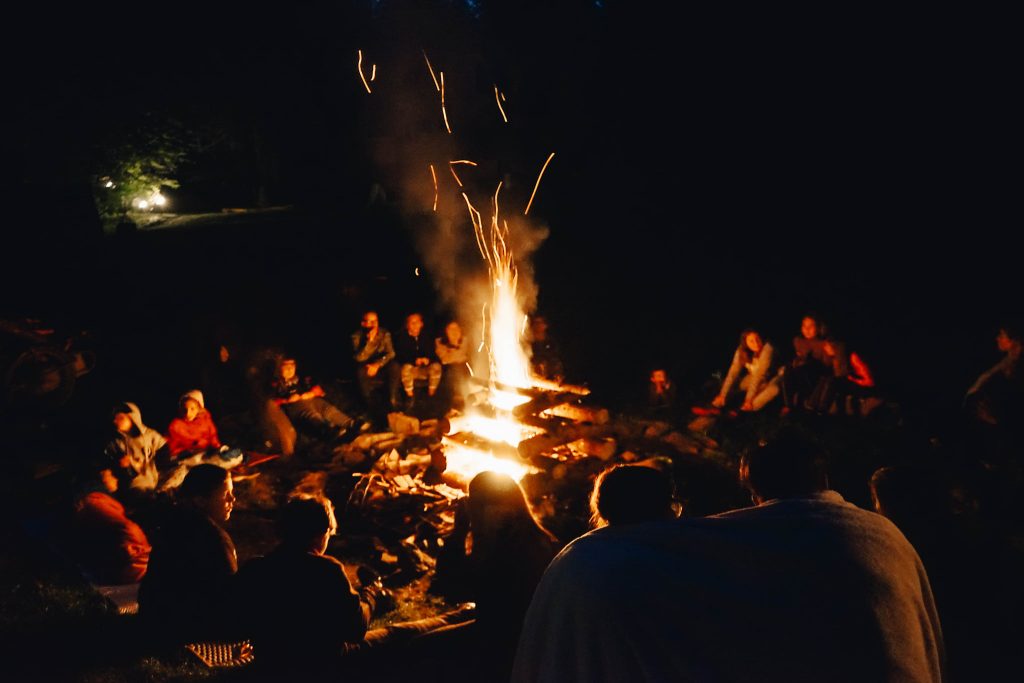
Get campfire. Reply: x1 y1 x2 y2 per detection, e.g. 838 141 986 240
434 186 609 487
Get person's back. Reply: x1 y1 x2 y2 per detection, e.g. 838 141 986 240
236 547 367 671
514 496 942 682
513 434 943 683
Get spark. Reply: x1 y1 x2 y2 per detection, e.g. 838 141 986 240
429 164 438 211
357 50 372 93
524 152 555 215
494 85 508 123
423 50 440 91
448 159 477 188
440 71 452 134
370 63 377 81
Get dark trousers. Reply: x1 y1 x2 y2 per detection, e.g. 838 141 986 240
281 398 353 438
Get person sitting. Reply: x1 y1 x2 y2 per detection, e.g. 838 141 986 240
965 323 1023 429
163 390 244 489
647 368 677 412
351 310 396 413
710 328 779 412
138 464 238 645
271 356 365 443
434 472 560 681
393 313 442 411
103 402 168 492
512 431 944 682
71 468 151 584
806 337 880 416
528 315 564 383
781 314 832 411
235 494 386 674
435 320 471 413
590 463 681 527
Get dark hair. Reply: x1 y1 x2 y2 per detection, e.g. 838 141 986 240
278 494 337 546
739 431 828 501
178 464 229 502
590 464 677 527
467 472 556 550
736 328 764 365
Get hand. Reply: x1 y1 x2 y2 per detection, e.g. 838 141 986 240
367 328 377 342
366 363 379 378
288 394 302 403
311 385 325 398
118 454 131 468
711 395 726 408
417 358 429 366
741 400 754 412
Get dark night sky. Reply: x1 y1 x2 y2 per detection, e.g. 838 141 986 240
4 2 1018 430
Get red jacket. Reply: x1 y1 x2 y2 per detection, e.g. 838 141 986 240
167 411 221 458
74 491 151 584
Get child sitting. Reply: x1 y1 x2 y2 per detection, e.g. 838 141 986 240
271 356 366 442
104 402 168 492
162 390 244 489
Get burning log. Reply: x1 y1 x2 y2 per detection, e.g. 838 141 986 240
517 422 611 461
568 437 617 461
541 403 609 425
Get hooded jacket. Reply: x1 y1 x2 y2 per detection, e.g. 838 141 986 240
167 390 221 459
105 402 167 491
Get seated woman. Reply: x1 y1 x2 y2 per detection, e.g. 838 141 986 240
433 471 561 680
162 390 244 489
138 464 238 645
435 320 471 413
781 314 831 411
711 328 780 412
71 468 151 584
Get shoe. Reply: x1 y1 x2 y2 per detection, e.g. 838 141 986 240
358 420 374 434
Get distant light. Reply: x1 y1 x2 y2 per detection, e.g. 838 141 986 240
135 199 149 210
104 180 114 188
415 267 420 277
151 193 167 207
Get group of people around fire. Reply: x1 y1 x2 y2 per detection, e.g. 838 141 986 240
62 308 1024 681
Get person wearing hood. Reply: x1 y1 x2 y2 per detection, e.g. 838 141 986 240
162 390 244 490
104 402 168 492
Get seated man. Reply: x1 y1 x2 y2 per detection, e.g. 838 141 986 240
139 465 238 645
513 432 943 682
235 494 385 674
392 313 442 411
271 356 365 442
351 310 396 412
965 323 1023 428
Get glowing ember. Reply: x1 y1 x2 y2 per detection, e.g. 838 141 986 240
423 50 440 91
494 85 509 123
429 164 438 211
440 71 452 134
442 438 536 482
357 50 372 94
524 152 556 216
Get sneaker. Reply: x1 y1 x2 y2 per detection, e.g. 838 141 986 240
358 420 374 434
